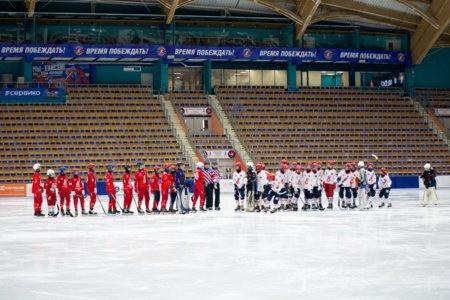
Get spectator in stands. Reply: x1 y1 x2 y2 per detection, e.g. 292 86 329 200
420 163 438 206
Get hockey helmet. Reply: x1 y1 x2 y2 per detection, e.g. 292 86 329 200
255 163 262 171
47 169 55 177
380 167 388 174
424 163 431 170
107 164 114 171
153 165 160 172
295 164 302 172
358 161 365 168
261 163 266 170
87 163 95 170
59 166 66 174
246 162 254 169
196 161 204 169
33 163 41 171
124 165 131 171
268 173 275 181
72 168 79 175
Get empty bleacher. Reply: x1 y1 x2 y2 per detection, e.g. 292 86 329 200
216 86 450 175
0 85 189 183
415 88 450 108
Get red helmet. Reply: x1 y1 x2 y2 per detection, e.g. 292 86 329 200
235 162 242 168
163 163 171 169
295 164 302 172
87 163 94 169
256 163 262 171
268 173 275 181
380 167 387 174
154 166 160 171
281 159 288 164
261 163 266 170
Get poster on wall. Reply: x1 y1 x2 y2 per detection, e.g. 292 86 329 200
371 72 405 88
32 62 90 87
203 149 236 159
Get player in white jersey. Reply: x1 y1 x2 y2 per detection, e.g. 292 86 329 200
356 161 369 210
365 162 377 209
232 162 246 211
290 164 303 211
350 163 358 209
311 162 323 210
336 165 346 208
255 163 270 212
378 168 392 208
339 163 354 209
268 170 288 213
323 161 337 209
285 161 298 210
301 163 315 211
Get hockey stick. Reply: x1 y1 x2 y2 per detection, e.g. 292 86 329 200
110 194 124 213
96 195 109 216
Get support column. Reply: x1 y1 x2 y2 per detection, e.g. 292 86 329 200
153 59 168 93
23 60 32 83
203 60 212 94
287 61 297 91
404 68 414 96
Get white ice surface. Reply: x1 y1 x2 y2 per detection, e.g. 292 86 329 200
0 189 450 300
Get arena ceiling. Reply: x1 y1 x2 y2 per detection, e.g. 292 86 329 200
15 0 450 63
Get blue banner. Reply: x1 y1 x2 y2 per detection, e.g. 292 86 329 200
1 87 66 100
0 43 410 66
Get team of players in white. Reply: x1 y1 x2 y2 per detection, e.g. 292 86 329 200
232 160 392 213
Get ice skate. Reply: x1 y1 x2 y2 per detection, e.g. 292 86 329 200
88 209 97 215
341 202 347 209
145 209 151 214
301 203 308 211
137 207 145 214
66 209 74 217
81 209 88 216
60 208 65 216
311 203 318 210
160 207 168 214
292 204 298 211
234 205 240 212
379 202 385 208
270 207 277 214
34 212 45 217
215 207 221 211
199 207 207 212
74 209 79 217
387 203 392 208
152 208 159 214
191 207 197 213
318 202 325 211
254 206 261 212
327 203 333 209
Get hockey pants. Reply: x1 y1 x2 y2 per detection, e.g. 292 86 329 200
169 191 177 209
152 191 161 209
234 185 245 206
357 188 368 209
88 191 97 210
59 192 70 211
73 192 85 211
422 187 438 206
137 189 150 209
176 187 188 211
108 192 117 211
124 189 133 210
246 187 254 212
214 183 220 208
161 188 169 209
33 192 43 214
192 186 205 208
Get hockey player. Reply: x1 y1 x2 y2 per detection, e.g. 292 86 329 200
105 165 119 214
275 161 289 210
285 161 297 210
233 162 246 211
86 164 97 215
192 162 206 212
70 169 86 216
57 167 72 216
356 161 369 210
211 161 221 211
323 161 337 209
174 162 188 213
340 163 354 209
378 168 392 208
268 172 288 214
255 163 269 212
245 162 257 212
366 163 377 209
302 164 314 211
150 166 161 213
32 163 44 217
169 164 178 213
122 165 134 214
350 163 358 208
44 169 57 217
336 164 346 208
311 162 324 210
161 164 174 213
420 163 438 206
134 162 150 214
290 164 303 211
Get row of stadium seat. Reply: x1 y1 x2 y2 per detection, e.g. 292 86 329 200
216 86 450 175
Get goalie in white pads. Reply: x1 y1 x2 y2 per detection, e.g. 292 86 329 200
366 163 376 209
255 163 270 212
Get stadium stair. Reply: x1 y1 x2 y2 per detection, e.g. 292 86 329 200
207 94 253 165
159 95 198 168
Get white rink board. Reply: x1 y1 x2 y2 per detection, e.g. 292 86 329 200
1 189 450 299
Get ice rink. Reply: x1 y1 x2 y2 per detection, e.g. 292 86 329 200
0 189 449 300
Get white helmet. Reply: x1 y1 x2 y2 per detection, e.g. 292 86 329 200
424 163 431 170
46 169 55 177
196 162 204 169
33 163 41 171
246 162 254 169
358 161 365 168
